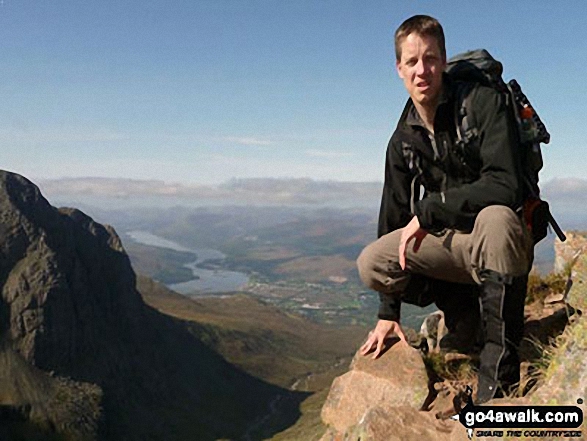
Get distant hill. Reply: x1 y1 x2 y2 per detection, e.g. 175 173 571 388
0 171 305 441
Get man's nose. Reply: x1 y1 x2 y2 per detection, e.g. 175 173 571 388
415 59 428 76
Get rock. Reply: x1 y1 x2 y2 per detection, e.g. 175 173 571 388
520 300 572 362
320 405 469 441
529 233 587 408
566 235 587 312
544 292 565 305
321 341 429 434
420 310 446 352
554 232 587 275
443 353 472 363
319 231 587 441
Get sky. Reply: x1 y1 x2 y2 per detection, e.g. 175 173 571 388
1 0 586 185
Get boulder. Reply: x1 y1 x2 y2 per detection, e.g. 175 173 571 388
320 405 469 441
321 341 429 434
420 310 447 352
530 233 587 409
554 232 587 274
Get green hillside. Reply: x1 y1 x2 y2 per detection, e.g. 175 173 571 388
137 275 369 438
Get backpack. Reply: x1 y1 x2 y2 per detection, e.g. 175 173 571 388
445 49 565 244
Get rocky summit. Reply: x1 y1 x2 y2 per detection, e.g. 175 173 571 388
319 342 469 441
318 232 587 441
0 171 293 441
321 341 429 434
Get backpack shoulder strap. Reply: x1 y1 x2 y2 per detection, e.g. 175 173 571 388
454 82 479 150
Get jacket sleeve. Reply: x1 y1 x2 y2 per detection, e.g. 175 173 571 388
378 293 402 322
414 86 522 232
377 134 415 238
376 134 414 323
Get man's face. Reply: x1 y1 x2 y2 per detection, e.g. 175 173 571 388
396 32 446 109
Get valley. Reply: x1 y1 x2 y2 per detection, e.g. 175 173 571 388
49 200 561 439
114 205 442 330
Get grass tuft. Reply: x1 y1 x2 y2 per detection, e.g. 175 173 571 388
526 271 567 305
422 352 476 382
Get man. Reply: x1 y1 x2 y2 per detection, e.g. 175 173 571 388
356 15 533 403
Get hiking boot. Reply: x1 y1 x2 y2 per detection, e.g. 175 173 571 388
434 280 482 355
476 270 527 404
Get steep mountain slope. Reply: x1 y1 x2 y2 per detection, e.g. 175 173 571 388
137 276 369 439
138 276 367 387
0 171 301 441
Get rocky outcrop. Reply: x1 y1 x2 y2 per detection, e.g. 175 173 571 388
528 232 587 407
321 342 429 434
0 171 299 440
320 233 587 441
322 405 469 441
0 344 102 440
554 232 587 274
0 171 144 379
319 342 469 440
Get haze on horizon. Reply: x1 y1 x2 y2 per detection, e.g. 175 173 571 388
35 176 587 231
1 1 586 188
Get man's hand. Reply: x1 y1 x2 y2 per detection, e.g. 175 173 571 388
360 319 406 359
398 216 428 270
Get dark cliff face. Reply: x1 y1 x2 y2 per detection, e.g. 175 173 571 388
0 171 300 441
0 172 144 377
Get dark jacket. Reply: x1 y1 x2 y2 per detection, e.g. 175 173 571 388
376 75 523 322
378 75 523 237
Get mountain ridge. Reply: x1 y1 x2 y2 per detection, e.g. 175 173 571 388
0 170 303 440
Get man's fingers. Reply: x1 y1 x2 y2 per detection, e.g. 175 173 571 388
373 338 384 359
362 320 405 358
360 342 372 355
399 231 415 270
398 239 406 270
399 219 428 269
391 322 406 342
360 335 375 355
360 341 369 354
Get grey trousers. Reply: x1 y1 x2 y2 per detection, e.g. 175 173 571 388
357 206 534 297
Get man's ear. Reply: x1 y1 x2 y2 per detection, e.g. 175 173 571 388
396 59 404 79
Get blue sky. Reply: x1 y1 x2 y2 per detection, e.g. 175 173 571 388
1 1 586 185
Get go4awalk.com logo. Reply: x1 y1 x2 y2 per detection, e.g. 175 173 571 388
452 388 584 439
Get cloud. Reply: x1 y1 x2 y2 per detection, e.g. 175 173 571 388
192 152 383 183
305 149 355 158
543 178 587 195
38 176 382 206
538 178 587 228
0 129 129 143
542 178 587 198
221 137 273 146
38 175 587 215
39 177 212 198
